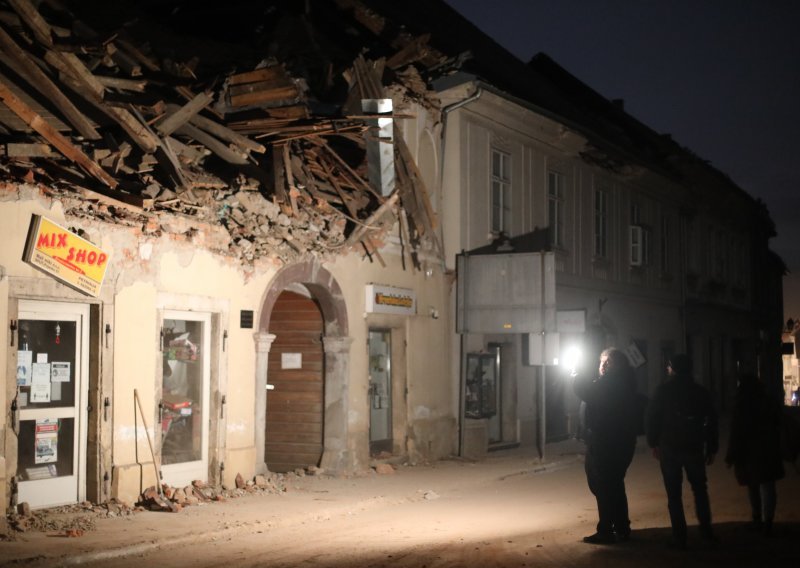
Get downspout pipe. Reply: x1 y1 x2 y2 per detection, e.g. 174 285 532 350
439 85 482 457
438 85 483 201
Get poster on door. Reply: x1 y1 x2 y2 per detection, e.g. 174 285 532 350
17 350 32 386
51 361 71 382
35 419 59 464
30 361 52 403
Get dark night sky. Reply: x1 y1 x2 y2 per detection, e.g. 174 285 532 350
444 0 800 274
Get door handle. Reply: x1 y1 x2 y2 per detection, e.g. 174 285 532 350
266 384 275 390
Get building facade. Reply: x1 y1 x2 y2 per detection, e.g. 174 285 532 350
435 56 782 454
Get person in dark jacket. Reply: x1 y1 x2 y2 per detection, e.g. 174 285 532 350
573 348 640 544
646 354 718 548
725 372 785 535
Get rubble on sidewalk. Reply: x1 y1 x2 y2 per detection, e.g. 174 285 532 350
136 471 293 512
2 499 135 539
1 468 316 539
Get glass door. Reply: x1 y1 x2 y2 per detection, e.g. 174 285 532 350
16 300 89 509
160 310 211 487
368 329 392 455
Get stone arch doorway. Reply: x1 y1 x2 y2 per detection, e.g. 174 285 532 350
254 262 352 474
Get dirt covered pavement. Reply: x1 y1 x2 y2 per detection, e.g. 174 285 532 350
2 438 799 567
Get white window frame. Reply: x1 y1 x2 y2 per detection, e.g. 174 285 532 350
160 309 212 488
490 148 511 235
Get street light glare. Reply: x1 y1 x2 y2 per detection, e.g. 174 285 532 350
562 346 581 373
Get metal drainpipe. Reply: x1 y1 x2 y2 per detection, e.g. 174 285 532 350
438 85 483 203
440 86 482 457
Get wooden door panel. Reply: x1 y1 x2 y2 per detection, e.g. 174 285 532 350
265 291 324 472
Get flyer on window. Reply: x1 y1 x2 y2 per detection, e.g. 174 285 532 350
17 350 32 386
31 362 51 384
30 382 51 403
34 419 58 464
51 362 71 382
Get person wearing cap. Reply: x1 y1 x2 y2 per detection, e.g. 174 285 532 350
646 353 718 549
573 347 640 544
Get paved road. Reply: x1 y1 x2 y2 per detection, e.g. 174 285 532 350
2 439 799 567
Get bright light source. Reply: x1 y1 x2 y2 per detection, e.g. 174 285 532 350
562 345 582 374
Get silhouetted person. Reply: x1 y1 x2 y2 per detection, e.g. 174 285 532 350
725 372 785 536
574 348 639 544
646 354 718 549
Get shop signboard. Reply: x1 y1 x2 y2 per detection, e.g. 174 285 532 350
22 215 111 297
365 284 416 316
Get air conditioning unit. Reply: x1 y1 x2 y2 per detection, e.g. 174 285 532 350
629 225 643 266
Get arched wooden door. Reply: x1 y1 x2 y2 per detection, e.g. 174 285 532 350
265 290 324 472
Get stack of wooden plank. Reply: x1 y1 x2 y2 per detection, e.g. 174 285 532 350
0 0 442 266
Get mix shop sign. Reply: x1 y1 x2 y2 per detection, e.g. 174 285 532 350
23 215 111 297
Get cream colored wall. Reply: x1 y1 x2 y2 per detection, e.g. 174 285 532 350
112 282 158 466
0 185 284 503
1 93 457 502
109 244 276 500
0 249 7 509
325 238 455 464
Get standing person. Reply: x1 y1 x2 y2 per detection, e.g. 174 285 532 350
725 372 785 536
573 348 640 544
646 354 718 549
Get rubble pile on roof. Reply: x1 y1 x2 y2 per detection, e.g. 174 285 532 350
0 0 442 266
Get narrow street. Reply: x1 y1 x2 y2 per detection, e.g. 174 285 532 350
2 438 799 567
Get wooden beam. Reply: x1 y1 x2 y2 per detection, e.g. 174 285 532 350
3 142 52 157
344 191 399 248
0 25 100 140
175 122 249 165
227 78 296 98
155 91 213 136
395 131 437 231
103 105 160 153
7 0 53 48
43 50 105 98
228 67 287 85
0 79 117 188
95 75 147 92
318 139 380 199
272 142 291 214
282 143 299 216
79 186 153 212
186 109 265 153
115 36 161 73
229 85 299 108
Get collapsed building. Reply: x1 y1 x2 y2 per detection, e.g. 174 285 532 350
1 0 454 508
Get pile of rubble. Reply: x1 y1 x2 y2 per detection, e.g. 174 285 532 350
0 468 319 539
0 0 445 267
2 498 134 539
138 470 293 512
